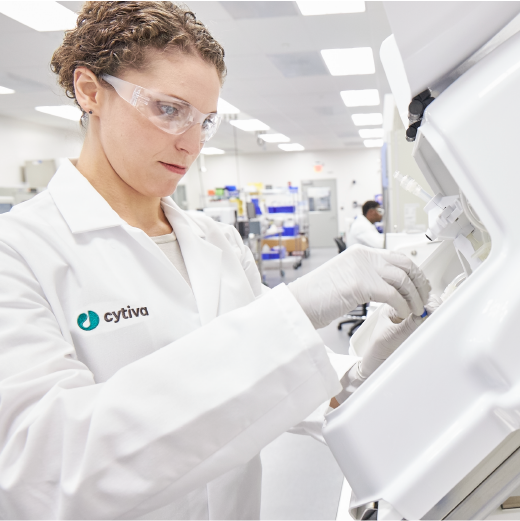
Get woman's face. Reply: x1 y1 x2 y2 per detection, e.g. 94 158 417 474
98 51 220 198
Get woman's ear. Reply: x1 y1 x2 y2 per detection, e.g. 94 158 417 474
74 67 103 115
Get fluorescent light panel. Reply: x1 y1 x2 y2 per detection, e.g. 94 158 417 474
229 119 270 132
359 128 384 138
351 113 383 126
341 89 380 107
35 105 82 121
217 98 240 115
278 143 305 152
364 139 383 148
0 1 77 31
297 1 365 15
321 47 375 76
0 86 15 94
258 133 290 143
200 147 225 155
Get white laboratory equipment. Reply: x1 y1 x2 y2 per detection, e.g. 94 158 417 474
202 206 237 226
324 4 520 520
24 159 56 188
385 232 441 266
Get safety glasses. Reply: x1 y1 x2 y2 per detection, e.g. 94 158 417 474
376 207 385 216
102 74 221 143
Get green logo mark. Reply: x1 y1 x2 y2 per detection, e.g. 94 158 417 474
77 311 100 331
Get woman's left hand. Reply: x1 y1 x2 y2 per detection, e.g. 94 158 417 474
358 295 442 379
329 295 442 409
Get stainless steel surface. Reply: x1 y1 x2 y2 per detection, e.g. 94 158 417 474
352 501 378 520
422 431 520 520
502 496 520 510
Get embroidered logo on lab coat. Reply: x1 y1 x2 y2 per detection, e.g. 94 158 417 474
77 311 100 331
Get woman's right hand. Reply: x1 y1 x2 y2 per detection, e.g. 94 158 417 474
288 244 431 330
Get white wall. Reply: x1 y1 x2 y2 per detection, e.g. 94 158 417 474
0 115 84 186
181 148 383 234
0 115 382 236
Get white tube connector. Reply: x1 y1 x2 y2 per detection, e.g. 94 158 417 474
394 171 433 203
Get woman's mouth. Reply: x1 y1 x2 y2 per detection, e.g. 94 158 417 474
159 162 187 175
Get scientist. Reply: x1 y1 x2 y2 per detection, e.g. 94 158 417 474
348 200 385 248
0 2 432 519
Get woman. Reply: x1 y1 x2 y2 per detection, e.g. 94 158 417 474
0 2 431 519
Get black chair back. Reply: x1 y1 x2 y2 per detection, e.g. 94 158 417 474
334 237 347 253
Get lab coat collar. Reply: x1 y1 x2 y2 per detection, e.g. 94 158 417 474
161 199 205 239
161 199 222 325
48 159 125 234
49 159 206 239
49 160 220 323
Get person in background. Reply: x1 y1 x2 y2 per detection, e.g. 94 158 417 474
347 200 385 249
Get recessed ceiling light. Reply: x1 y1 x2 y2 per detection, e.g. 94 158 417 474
278 143 305 152
341 89 380 107
200 147 225 155
296 1 365 15
217 98 240 114
359 128 384 138
351 113 383 126
0 86 15 94
229 119 270 132
258 133 290 143
0 1 77 31
35 105 82 121
321 48 375 76
364 139 384 148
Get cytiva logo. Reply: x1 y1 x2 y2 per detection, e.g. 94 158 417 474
77 311 100 331
104 306 149 323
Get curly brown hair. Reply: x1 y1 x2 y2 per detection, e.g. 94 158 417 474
51 1 226 114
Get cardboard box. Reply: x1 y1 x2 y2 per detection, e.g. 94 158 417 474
262 236 308 254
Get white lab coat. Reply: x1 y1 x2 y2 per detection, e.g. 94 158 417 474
347 214 384 249
0 160 357 519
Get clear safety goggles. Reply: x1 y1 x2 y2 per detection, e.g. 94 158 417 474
102 74 221 143
376 207 385 216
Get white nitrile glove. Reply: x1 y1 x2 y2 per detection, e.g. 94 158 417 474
333 295 442 406
358 295 443 379
288 244 431 330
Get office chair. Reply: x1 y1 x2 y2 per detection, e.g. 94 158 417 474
334 236 346 253
337 303 368 336
333 236 368 336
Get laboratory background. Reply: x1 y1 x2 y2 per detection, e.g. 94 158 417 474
1 1 520 520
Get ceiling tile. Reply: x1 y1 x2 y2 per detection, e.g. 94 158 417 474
220 1 299 20
266 51 329 78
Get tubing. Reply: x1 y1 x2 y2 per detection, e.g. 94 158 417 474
394 171 433 203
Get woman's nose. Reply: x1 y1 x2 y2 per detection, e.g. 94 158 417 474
175 123 203 156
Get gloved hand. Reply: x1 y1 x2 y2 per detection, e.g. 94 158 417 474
358 295 443 379
288 244 431 329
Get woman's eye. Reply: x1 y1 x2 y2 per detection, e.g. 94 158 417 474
157 103 179 117
202 116 216 130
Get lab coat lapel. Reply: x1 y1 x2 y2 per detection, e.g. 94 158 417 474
122 224 180 275
48 160 125 234
162 200 222 325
